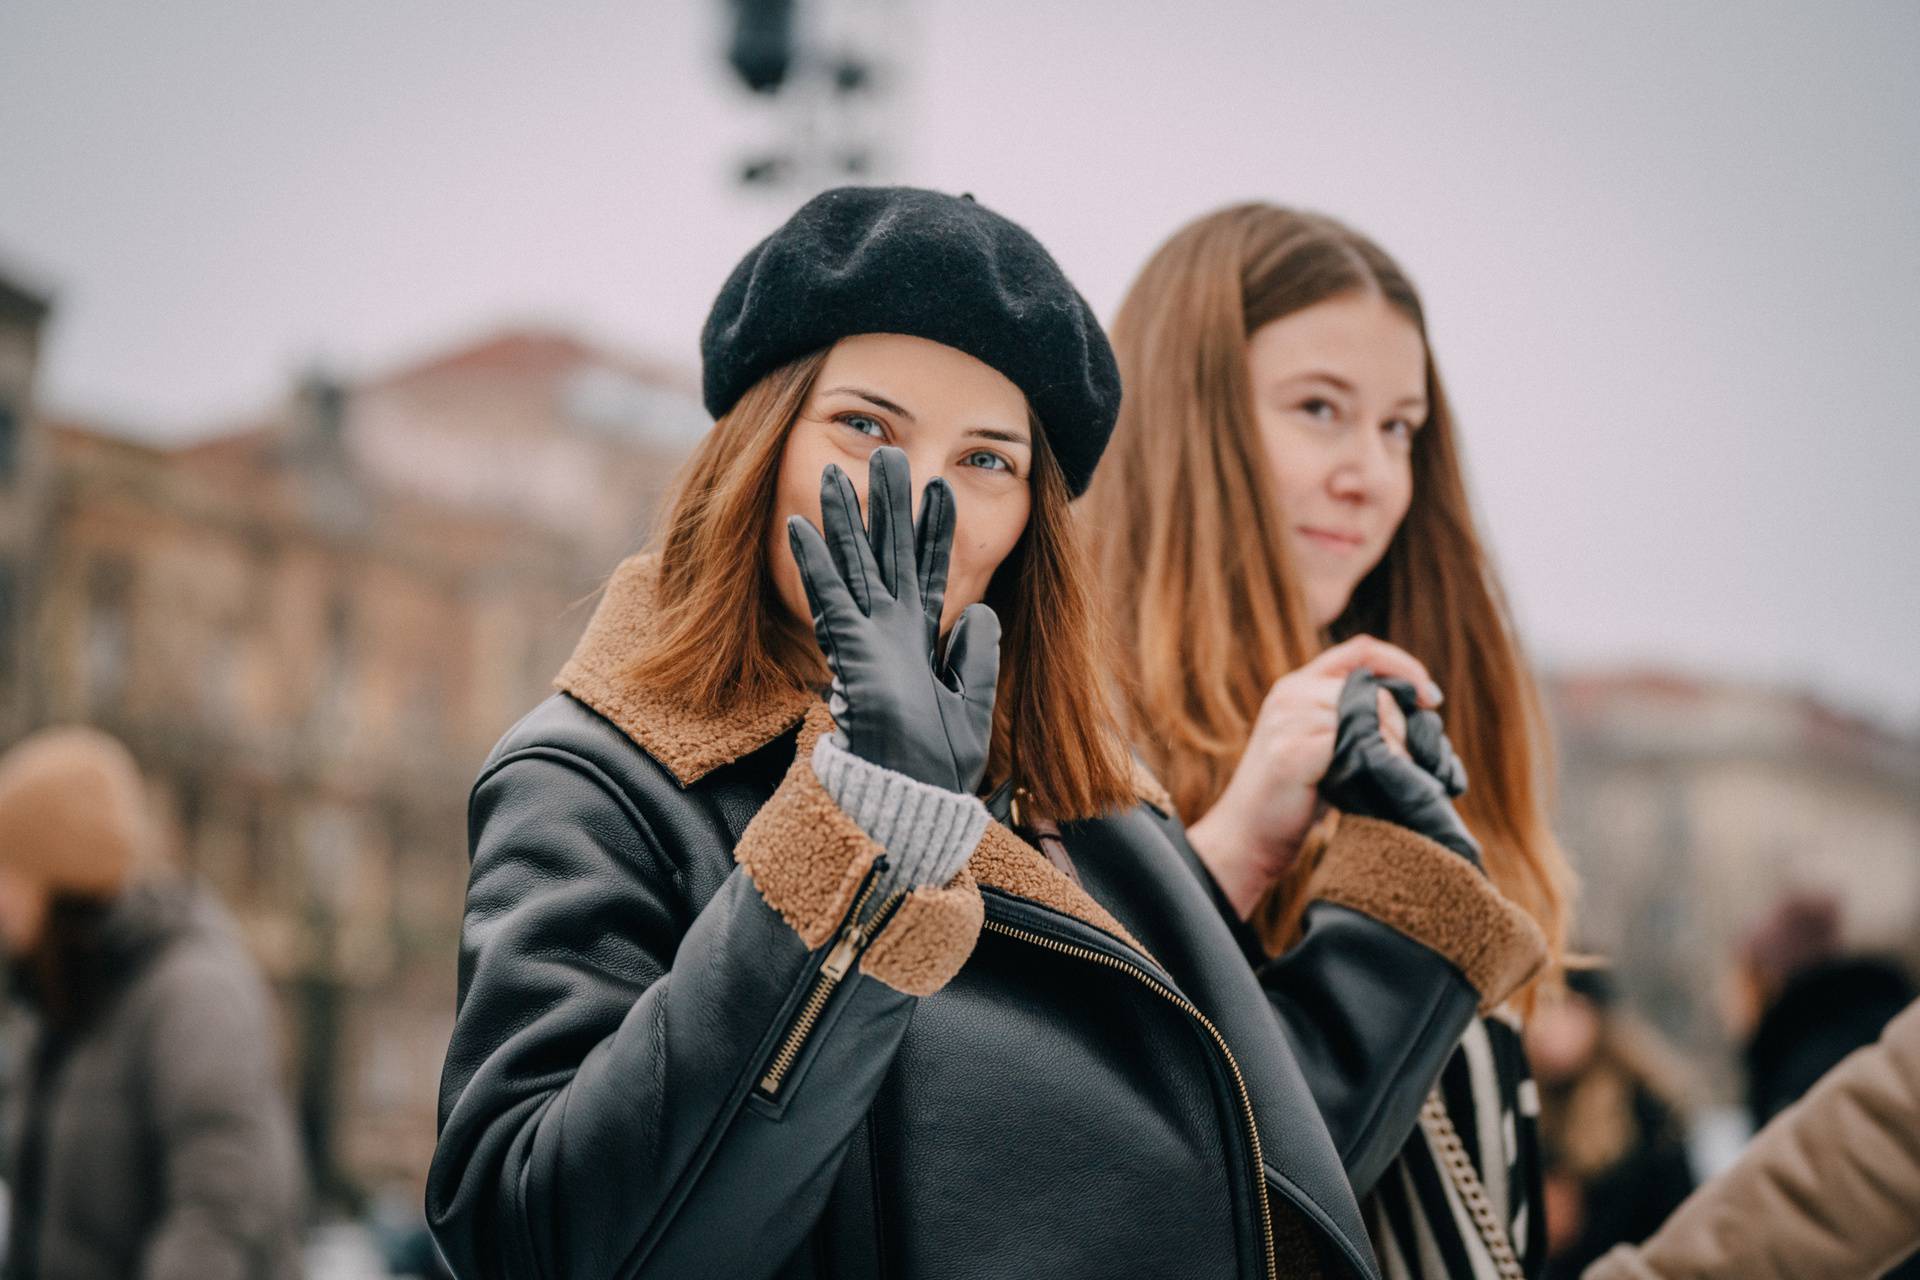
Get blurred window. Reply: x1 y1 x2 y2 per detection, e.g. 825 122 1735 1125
174 776 205 872
86 557 132 716
562 366 708 446
244 791 274 898
0 560 15 686
404 659 448 743
313 589 355 739
201 628 240 726
0 398 16 478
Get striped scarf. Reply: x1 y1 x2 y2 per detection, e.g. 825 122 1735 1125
1366 1016 1545 1280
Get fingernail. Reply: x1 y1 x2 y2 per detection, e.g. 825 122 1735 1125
1425 682 1444 705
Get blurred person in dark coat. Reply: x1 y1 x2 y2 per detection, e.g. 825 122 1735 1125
1527 969 1695 1280
1734 890 1917 1129
0 726 304 1279
1747 952 1916 1127
1716 891 1920 1278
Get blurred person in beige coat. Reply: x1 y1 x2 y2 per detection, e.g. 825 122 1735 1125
1585 996 1920 1280
0 726 304 1280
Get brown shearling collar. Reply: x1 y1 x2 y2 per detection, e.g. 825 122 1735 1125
554 553 816 787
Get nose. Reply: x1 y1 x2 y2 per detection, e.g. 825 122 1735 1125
1328 428 1393 504
846 445 945 524
885 446 951 522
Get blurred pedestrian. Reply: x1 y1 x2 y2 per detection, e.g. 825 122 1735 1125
1747 953 1915 1127
1086 202 1575 1278
0 726 304 1279
1527 969 1694 1280
1584 996 1920 1280
1734 891 1916 1128
1719 893 1920 1278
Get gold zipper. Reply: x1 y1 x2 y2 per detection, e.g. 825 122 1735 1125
981 918 1278 1280
756 877 904 1098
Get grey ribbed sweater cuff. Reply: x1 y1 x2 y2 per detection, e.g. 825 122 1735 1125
810 736 988 901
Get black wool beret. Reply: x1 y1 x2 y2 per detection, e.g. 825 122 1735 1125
700 185 1121 497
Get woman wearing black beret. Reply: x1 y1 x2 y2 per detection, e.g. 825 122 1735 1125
426 185 1547 1280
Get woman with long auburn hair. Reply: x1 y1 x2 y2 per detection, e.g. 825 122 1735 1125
1084 202 1576 1280
427 186 1546 1280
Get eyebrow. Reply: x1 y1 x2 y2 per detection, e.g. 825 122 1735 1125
823 386 915 422
965 426 1031 448
1289 371 1359 396
1284 371 1427 412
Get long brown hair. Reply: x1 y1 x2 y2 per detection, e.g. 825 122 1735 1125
1083 203 1572 996
626 347 1135 822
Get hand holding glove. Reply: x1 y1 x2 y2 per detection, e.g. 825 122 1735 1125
1319 669 1481 865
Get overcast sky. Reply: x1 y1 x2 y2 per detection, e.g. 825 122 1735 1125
4 1 1917 728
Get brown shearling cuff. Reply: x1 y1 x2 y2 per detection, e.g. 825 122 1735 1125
859 867 986 997
734 714 887 950
733 708 984 992
1310 814 1548 1011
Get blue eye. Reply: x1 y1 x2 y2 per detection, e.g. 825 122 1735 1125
837 412 886 439
964 449 1011 473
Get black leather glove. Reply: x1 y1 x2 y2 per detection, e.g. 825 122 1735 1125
1319 669 1481 864
786 446 1000 794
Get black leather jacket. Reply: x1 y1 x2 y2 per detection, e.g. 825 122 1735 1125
427 557 1547 1280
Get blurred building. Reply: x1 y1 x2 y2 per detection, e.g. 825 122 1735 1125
4 307 704 1210
1548 672 1920 1095
0 269 53 747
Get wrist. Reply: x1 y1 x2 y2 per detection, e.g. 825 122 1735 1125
810 736 988 894
1187 806 1303 919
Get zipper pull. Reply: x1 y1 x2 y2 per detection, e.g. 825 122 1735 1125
820 921 863 981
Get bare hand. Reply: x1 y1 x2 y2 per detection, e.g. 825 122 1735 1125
1186 635 1442 918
